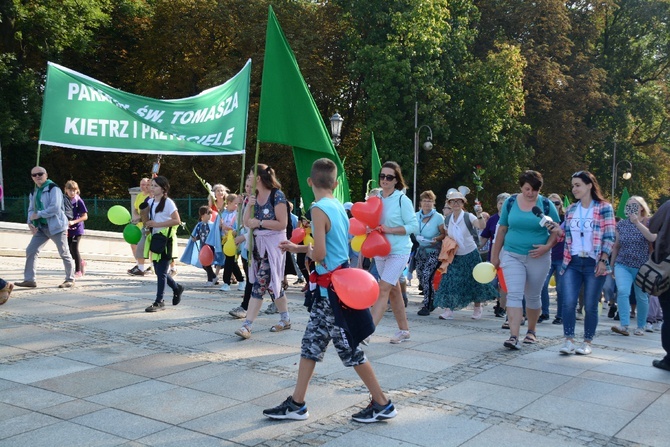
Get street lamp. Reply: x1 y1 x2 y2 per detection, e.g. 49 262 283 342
330 112 343 146
412 102 433 209
613 159 633 202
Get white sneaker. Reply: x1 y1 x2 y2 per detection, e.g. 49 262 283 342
205 281 215 287
559 340 575 354
646 323 654 333
471 307 483 320
654 322 663 331
229 306 247 319
575 342 592 355
439 309 454 320
390 330 410 344
265 302 278 314
237 281 246 291
220 283 231 292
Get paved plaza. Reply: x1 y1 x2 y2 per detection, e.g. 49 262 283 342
1 254 670 446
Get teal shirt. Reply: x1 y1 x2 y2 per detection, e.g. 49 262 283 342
312 197 350 275
380 190 419 255
415 210 445 252
498 195 560 255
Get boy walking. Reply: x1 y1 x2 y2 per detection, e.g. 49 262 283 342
268 158 396 423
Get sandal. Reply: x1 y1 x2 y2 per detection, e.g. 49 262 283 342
523 330 537 344
270 319 291 332
504 335 520 350
501 320 510 329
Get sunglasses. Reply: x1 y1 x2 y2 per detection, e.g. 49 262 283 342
379 174 396 181
572 171 584 178
31 172 45 177
552 201 561 206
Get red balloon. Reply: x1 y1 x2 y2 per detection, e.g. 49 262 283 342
433 270 443 291
199 245 214 267
497 268 507 293
290 227 306 244
349 218 367 236
331 268 380 310
361 230 391 258
351 196 383 228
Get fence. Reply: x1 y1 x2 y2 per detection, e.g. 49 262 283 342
0 195 210 234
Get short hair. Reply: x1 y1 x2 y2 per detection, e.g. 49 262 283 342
226 193 237 204
198 205 211 217
497 192 511 203
381 161 407 191
64 180 80 194
518 170 543 191
310 158 337 189
420 190 436 201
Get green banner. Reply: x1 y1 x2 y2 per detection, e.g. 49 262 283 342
38 60 251 155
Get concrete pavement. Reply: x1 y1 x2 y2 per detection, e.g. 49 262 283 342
1 247 670 445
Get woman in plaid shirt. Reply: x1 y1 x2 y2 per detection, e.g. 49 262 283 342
559 171 616 356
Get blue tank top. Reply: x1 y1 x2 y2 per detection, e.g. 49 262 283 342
312 197 350 274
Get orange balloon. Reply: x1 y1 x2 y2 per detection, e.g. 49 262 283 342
361 230 391 258
497 268 507 293
331 268 380 310
199 245 214 266
351 196 383 228
290 227 306 244
349 217 367 236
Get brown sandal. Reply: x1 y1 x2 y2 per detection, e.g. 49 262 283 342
523 330 537 344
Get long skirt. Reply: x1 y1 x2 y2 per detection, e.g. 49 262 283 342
434 249 497 310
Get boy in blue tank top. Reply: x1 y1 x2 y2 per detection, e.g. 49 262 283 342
265 158 396 424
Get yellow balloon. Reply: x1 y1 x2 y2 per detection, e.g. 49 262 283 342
472 262 496 284
549 275 556 287
351 234 366 252
223 230 237 256
304 234 314 246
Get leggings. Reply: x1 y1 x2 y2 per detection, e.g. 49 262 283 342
68 235 83 272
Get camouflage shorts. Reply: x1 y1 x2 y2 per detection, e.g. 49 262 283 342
300 294 367 367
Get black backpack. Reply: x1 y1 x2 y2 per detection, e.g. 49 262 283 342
46 183 74 220
506 194 551 216
269 188 293 238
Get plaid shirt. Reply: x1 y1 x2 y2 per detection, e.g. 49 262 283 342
560 200 616 274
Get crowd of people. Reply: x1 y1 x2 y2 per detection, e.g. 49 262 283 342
6 161 670 421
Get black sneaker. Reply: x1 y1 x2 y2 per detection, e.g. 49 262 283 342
127 266 142 276
538 314 550 323
144 265 153 274
263 396 309 420
614 312 620 321
552 317 563 325
608 304 617 319
417 306 431 316
172 284 184 306
494 306 506 318
145 302 165 312
352 399 397 423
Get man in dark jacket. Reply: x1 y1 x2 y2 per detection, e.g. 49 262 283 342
649 199 670 371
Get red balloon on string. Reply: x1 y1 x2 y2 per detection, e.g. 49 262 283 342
349 217 367 236
351 196 383 228
433 270 443 291
497 268 507 293
361 230 391 258
331 268 380 310
290 227 306 244
199 245 214 266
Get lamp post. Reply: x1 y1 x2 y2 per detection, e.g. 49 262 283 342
412 102 433 209
330 112 343 146
613 159 633 203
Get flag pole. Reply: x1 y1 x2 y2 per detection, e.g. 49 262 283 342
247 141 261 255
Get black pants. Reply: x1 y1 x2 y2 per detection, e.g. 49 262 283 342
68 235 82 272
222 255 244 285
239 257 253 310
658 289 670 361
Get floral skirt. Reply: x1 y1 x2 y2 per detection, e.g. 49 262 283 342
434 249 497 310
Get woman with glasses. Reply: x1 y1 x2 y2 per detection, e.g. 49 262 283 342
369 162 418 344
540 193 566 324
435 189 496 320
610 196 656 336
415 191 445 316
558 171 615 355
491 171 560 349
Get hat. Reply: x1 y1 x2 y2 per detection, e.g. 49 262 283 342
343 202 353 211
446 188 467 203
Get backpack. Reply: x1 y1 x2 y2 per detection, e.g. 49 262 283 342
47 183 74 220
269 188 293 238
506 194 551 216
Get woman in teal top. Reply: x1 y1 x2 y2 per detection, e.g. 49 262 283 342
414 190 445 316
491 170 560 350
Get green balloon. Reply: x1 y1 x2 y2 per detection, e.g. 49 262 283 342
123 223 142 244
108 205 132 225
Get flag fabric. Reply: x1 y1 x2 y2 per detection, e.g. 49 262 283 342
257 6 350 205
39 60 251 155
617 187 630 219
370 132 382 191
563 194 571 209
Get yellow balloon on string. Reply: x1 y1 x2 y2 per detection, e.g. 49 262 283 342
223 230 237 256
304 234 314 246
351 234 366 252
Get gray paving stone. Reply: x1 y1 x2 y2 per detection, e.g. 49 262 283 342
71 408 172 440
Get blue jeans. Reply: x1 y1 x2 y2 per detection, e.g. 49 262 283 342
153 257 178 303
603 274 617 304
541 259 563 317
561 257 606 341
614 263 649 329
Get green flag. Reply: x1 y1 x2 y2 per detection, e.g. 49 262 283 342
563 194 571 209
617 187 630 219
39 60 251 155
369 132 382 191
257 6 350 205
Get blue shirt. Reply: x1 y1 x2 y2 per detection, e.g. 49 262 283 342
380 190 419 255
312 197 350 275
415 210 444 252
499 195 560 255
